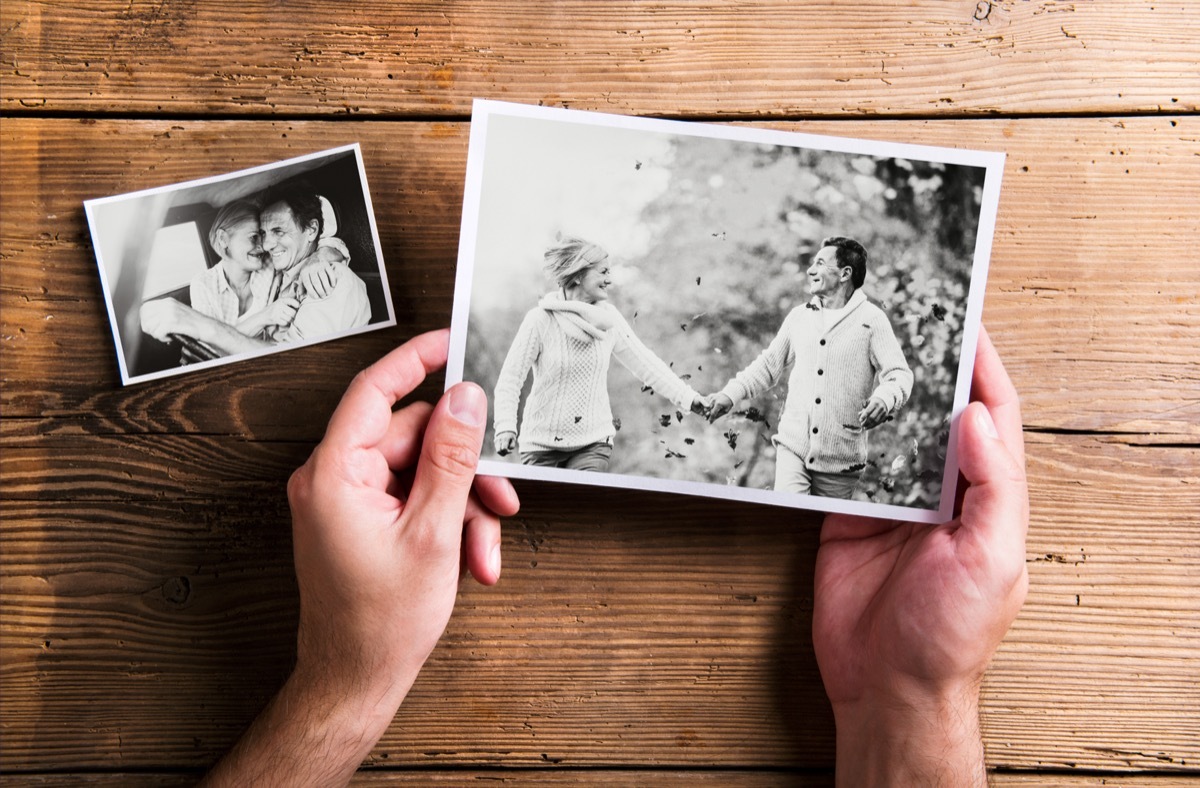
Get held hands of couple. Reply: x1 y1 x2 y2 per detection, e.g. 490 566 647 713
812 328 1028 786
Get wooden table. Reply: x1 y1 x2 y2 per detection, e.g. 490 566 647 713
2 3 1198 784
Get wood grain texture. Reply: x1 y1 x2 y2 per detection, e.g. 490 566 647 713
3 117 1198 438
2 1 1198 118
7 773 1199 787
3 437 1197 772
3 2 1199 781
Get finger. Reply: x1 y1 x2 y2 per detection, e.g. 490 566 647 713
324 329 450 450
403 382 488 541
474 474 521 517
957 400 1029 548
376 401 435 471
820 512 902 544
462 493 503 585
971 327 1024 466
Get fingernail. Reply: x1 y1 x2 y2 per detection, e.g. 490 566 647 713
978 407 999 439
489 543 502 578
448 384 486 427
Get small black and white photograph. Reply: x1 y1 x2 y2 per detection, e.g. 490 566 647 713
85 144 396 385
448 100 1004 522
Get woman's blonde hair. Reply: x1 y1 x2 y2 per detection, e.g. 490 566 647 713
543 237 608 289
207 199 260 259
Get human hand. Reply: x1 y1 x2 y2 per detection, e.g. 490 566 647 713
202 329 519 787
812 327 1027 786
494 431 518 456
266 296 301 327
706 393 734 423
139 298 192 342
857 396 889 429
302 261 343 300
689 394 713 417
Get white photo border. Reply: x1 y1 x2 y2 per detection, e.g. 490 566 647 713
85 143 397 386
448 99 1005 523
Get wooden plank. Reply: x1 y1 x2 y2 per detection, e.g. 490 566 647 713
2 117 1198 437
2 2 1197 118
3 772 1200 787
2 437 1197 772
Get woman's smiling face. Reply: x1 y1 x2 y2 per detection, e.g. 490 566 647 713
223 218 265 272
573 263 612 304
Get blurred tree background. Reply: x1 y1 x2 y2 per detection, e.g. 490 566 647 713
465 129 986 511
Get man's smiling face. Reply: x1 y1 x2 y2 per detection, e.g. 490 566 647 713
260 202 317 272
806 245 848 298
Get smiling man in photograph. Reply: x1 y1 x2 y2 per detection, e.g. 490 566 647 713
707 236 913 498
257 183 371 344
140 182 371 357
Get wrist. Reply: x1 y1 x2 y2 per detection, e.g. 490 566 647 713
831 683 985 788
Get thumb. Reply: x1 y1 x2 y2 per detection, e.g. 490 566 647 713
403 383 488 540
957 401 1028 548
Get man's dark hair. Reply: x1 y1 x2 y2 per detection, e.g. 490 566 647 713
262 179 322 237
822 236 867 290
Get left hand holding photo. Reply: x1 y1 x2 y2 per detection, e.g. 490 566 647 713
200 328 520 787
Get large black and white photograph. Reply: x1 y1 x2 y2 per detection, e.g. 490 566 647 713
86 144 396 385
448 100 1003 522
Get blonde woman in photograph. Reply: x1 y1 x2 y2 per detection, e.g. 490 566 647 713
492 237 708 472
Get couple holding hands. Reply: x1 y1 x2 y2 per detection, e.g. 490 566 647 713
493 235 914 499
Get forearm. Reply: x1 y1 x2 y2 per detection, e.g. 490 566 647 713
187 309 273 354
200 662 408 787
832 685 986 788
611 325 697 409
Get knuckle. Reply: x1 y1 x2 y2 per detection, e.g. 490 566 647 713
425 434 481 477
286 462 313 508
406 519 459 562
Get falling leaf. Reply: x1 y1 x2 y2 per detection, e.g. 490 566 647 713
665 448 687 459
843 463 867 474
723 429 739 450
740 406 771 429
680 324 688 331
684 438 695 445
696 277 702 285
931 303 947 321
890 455 906 474
574 416 583 423
659 414 673 427
635 160 642 170
675 410 684 423
612 417 622 431
680 373 692 381
733 460 745 469
641 384 655 394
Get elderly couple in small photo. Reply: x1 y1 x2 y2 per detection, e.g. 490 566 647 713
492 236 914 499
139 181 371 359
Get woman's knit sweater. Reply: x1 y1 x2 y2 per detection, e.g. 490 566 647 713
493 293 699 454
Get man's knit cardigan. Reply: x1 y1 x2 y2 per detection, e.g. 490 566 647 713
719 289 913 474
494 294 699 454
